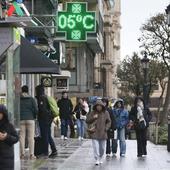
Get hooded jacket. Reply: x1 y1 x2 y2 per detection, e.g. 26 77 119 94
20 93 38 120
86 101 111 140
57 97 73 119
0 105 19 170
113 99 129 129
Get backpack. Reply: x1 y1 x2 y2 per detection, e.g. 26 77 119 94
47 96 59 118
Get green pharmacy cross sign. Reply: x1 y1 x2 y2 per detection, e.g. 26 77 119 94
57 2 96 41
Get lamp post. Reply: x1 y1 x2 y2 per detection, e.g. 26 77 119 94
141 51 150 107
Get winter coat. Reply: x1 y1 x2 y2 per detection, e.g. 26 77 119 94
36 95 54 124
107 108 116 139
113 108 129 129
0 110 19 170
86 101 111 140
74 104 87 119
129 106 152 129
57 98 73 119
20 93 38 120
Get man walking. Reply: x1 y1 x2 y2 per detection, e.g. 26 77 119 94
57 91 73 139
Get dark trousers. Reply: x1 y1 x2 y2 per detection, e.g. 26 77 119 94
136 128 147 156
61 118 75 138
39 120 57 155
106 139 117 154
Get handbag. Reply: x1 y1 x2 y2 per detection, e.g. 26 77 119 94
137 120 146 130
87 120 97 134
35 120 41 137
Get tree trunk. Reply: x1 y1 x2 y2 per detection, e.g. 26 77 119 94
161 72 170 124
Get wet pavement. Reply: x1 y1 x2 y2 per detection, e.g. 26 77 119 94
21 138 170 170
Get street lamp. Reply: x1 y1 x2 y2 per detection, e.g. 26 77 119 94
141 51 150 107
165 4 170 26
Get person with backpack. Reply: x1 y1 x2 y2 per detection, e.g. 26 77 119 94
20 85 38 159
35 85 58 158
57 91 73 140
0 104 19 170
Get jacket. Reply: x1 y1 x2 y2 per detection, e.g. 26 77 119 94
37 95 54 124
113 108 129 129
57 98 73 119
107 108 116 138
20 93 38 120
86 101 111 140
129 106 152 129
0 114 19 169
74 104 87 119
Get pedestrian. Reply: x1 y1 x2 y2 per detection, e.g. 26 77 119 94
129 97 152 157
57 91 74 140
113 99 129 157
86 100 111 165
20 85 38 159
101 98 117 157
74 98 89 140
35 85 58 158
0 104 19 170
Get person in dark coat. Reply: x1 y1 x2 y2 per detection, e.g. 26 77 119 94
35 85 57 158
101 98 117 157
57 91 74 139
0 104 19 170
129 97 152 157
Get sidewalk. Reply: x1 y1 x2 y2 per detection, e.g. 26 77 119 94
57 140 170 170
21 139 170 170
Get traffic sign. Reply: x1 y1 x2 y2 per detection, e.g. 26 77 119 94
57 2 96 41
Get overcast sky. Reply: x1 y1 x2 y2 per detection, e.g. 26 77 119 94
121 0 170 59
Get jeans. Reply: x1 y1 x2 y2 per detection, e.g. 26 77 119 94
116 128 126 155
92 139 106 161
106 139 118 154
39 120 57 155
61 119 70 137
76 119 86 138
136 128 147 156
20 120 35 156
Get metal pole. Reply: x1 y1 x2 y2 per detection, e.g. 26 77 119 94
143 68 148 107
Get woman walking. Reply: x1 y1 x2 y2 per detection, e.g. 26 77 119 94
74 98 89 140
101 98 117 157
113 99 129 157
0 105 19 170
86 100 111 165
129 97 152 157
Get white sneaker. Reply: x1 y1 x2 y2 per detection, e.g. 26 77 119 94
106 154 110 157
64 137 68 140
95 160 99 165
81 137 84 140
99 158 103 164
78 136 81 140
61 135 64 140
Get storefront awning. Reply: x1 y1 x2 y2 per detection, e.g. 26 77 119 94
20 36 60 74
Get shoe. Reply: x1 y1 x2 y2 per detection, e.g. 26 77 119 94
78 136 81 140
64 137 68 140
137 155 142 158
95 160 99 165
106 154 110 158
99 158 103 164
112 153 117 157
120 154 125 157
81 137 84 140
61 135 64 140
49 150 58 158
30 155 36 160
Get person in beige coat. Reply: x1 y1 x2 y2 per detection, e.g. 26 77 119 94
86 100 111 165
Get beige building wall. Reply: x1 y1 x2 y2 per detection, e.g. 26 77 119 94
94 0 121 98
